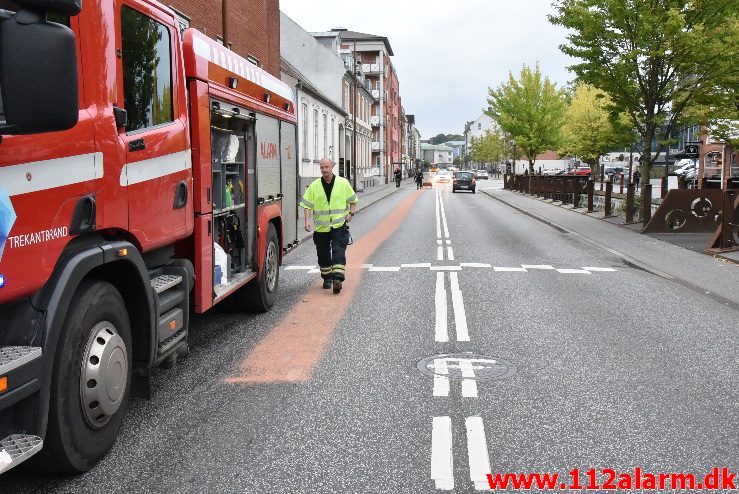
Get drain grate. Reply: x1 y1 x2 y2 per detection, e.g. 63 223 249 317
417 353 517 381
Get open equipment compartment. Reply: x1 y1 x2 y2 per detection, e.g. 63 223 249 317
210 106 251 295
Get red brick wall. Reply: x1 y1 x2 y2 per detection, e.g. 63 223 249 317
167 0 280 77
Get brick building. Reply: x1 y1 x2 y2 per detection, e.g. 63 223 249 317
313 28 401 183
167 0 280 77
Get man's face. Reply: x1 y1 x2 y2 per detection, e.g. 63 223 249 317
320 161 333 180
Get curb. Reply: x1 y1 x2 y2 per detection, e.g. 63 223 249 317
481 189 739 267
481 188 739 309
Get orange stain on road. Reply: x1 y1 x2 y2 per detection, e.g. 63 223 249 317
225 190 423 384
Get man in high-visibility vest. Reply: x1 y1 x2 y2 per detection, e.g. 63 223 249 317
300 158 358 294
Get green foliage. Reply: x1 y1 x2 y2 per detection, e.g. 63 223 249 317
486 63 567 173
429 133 465 145
469 131 506 165
559 83 635 166
549 0 739 180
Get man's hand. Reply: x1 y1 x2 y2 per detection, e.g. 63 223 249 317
304 222 312 232
345 213 353 223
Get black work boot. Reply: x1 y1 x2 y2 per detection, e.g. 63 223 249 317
332 280 343 294
323 279 332 289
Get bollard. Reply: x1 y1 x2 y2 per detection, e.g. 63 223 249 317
619 173 625 194
587 179 594 212
661 176 668 198
641 184 652 225
600 172 604 191
625 183 635 223
604 181 613 216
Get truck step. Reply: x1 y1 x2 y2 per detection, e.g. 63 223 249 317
150 274 183 294
0 434 43 474
0 346 42 375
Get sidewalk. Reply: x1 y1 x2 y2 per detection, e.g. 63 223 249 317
480 186 739 307
296 178 408 244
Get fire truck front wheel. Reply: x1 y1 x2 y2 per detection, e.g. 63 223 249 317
39 280 132 473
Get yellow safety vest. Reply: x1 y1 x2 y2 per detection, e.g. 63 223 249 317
299 176 358 232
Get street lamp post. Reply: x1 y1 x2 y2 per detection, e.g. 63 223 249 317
351 46 360 191
509 139 516 174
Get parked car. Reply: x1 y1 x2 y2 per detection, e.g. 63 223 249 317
568 167 592 176
675 162 696 176
542 168 562 176
475 169 489 180
452 171 476 193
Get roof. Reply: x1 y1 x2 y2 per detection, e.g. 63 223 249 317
313 29 394 56
280 57 347 117
421 143 452 151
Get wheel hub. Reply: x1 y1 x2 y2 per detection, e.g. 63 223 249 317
265 241 277 293
80 321 128 429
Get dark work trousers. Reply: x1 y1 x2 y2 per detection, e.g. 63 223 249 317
313 226 350 282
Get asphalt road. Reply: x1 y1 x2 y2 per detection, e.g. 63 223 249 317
5 183 739 493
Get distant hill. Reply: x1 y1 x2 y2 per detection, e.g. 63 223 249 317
428 133 464 145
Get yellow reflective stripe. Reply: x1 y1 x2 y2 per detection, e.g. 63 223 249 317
299 198 314 208
313 209 331 215
331 265 345 272
320 267 332 273
346 194 358 203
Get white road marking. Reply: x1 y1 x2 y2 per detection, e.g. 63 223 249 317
439 190 450 238
284 265 316 270
433 358 450 397
449 273 469 342
557 268 591 274
446 239 451 245
459 359 478 398
431 266 462 271
307 268 320 274
447 247 455 260
437 239 442 245
582 266 617 272
460 263 492 268
466 417 493 490
521 264 555 270
401 263 432 268
361 264 373 268
431 417 454 490
437 246 444 261
493 267 528 272
435 188 442 239
368 266 401 272
435 273 448 342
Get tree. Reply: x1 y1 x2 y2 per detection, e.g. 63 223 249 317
486 63 567 174
469 131 506 166
429 133 465 145
559 83 635 169
453 156 463 166
550 0 739 188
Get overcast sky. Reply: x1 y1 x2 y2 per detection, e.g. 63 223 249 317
279 0 576 139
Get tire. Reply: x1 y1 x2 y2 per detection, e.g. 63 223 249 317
37 280 132 473
235 223 279 313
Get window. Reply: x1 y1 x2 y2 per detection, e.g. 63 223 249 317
301 103 308 155
247 55 261 67
343 83 349 111
121 6 173 132
323 113 328 157
313 109 318 158
478 123 481 130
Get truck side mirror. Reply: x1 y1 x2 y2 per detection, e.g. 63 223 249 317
0 9 78 134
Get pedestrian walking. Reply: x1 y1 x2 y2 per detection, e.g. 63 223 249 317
415 168 424 189
633 169 641 189
300 158 358 294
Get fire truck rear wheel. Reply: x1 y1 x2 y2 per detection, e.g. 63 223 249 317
237 223 279 313
39 279 132 473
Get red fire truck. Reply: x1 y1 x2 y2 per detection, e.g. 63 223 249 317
0 0 299 473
